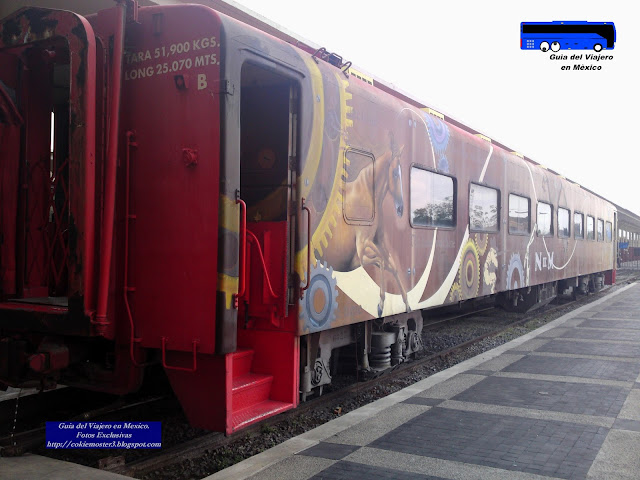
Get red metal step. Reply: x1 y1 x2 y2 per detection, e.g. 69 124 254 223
228 347 295 433
232 372 273 411
231 348 254 377
230 399 293 432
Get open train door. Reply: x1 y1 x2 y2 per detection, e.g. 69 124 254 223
228 61 301 432
0 8 96 324
238 62 298 324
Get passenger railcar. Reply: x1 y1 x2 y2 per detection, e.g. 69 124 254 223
0 2 616 435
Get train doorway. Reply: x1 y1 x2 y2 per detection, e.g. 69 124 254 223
0 38 76 305
238 62 299 325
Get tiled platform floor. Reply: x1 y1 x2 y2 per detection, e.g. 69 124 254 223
211 283 640 480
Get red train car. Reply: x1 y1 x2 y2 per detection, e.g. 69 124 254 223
0 2 616 435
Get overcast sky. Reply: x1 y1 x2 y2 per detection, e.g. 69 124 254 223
232 0 638 215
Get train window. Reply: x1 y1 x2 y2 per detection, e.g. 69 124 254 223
606 221 613 242
469 183 499 232
410 167 455 228
558 207 570 238
597 219 604 241
537 202 553 236
587 216 595 240
343 149 375 223
508 193 530 235
574 213 584 239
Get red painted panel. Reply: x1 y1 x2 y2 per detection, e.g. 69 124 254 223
164 352 228 432
605 269 615 285
118 5 221 354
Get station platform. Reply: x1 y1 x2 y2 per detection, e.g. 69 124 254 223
0 453 133 479
210 282 640 480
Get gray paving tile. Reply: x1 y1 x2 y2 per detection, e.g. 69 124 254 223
593 310 640 319
475 353 525 372
528 351 639 363
463 369 493 376
618 389 640 421
324 403 430 447
612 419 640 432
245 455 335 480
538 339 640 358
561 328 640 342
298 442 360 460
309 460 448 479
346 448 555 480
371 408 607 479
415 374 485 400
0 453 133 479
401 397 444 406
512 338 550 351
587 430 640 479
440 399 614 428
503 355 640 381
452 376 628 417
538 327 571 338
563 318 589 328
579 319 640 330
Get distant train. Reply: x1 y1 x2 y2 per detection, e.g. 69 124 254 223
0 2 616 435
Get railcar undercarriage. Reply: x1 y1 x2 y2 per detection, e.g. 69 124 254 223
300 311 423 400
301 272 610 399
497 274 606 313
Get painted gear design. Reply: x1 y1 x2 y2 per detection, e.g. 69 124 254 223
300 261 339 329
437 155 450 173
459 239 480 299
425 114 450 155
449 282 462 302
483 247 498 295
309 73 352 260
475 232 489 256
294 63 351 278
506 253 524 290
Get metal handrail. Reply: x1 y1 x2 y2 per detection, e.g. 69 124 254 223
234 190 247 308
300 198 311 298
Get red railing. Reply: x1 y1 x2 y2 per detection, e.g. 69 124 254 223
246 230 278 299
161 337 198 372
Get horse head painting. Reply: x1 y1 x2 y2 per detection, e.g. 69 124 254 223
320 133 409 316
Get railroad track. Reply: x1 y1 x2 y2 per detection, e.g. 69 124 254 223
422 306 497 330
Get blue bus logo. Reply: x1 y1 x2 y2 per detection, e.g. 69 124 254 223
521 21 616 52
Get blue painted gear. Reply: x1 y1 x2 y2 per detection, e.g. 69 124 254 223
506 253 524 290
300 261 339 329
424 114 450 155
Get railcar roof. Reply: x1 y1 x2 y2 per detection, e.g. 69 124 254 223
156 1 616 209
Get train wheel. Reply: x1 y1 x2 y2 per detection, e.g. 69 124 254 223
593 43 603 52
540 41 550 52
551 41 561 52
